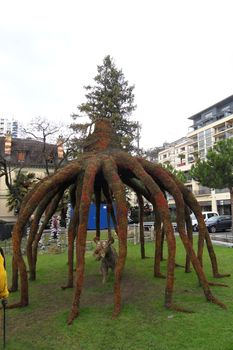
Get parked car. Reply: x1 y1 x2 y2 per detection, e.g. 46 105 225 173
205 215 232 233
191 211 219 232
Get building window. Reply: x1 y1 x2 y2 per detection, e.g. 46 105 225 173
17 151 26 162
206 137 212 147
198 131 204 141
199 150 205 159
222 105 231 116
198 140 205 149
202 111 213 120
205 128 212 136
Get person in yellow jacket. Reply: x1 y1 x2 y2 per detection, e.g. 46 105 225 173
0 247 9 301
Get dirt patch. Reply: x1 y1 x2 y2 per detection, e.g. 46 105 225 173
82 269 163 308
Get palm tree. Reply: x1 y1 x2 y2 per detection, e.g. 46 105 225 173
6 171 37 215
178 153 185 165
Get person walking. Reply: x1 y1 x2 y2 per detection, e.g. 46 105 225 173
50 215 60 240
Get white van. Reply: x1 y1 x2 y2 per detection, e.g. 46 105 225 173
191 211 219 231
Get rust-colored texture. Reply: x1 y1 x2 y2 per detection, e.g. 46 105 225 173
9 118 228 323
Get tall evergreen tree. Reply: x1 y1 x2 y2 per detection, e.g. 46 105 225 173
71 55 139 153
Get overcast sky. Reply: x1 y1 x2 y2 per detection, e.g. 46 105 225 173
1 0 233 149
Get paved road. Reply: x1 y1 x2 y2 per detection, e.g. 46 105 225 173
209 230 233 239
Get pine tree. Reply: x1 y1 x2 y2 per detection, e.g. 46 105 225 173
71 55 139 153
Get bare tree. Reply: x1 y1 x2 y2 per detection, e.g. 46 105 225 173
21 117 74 175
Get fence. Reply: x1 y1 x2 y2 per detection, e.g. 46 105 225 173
127 223 155 244
1 223 158 256
1 229 68 256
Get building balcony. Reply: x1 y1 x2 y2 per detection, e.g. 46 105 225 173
187 139 198 146
215 188 229 194
193 189 211 196
214 125 233 136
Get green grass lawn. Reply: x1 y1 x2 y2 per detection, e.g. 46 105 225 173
2 238 233 350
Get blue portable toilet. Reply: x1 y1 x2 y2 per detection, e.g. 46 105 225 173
68 203 115 230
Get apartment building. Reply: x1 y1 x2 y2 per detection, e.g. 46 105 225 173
187 95 233 159
0 117 19 138
158 137 191 171
158 95 233 214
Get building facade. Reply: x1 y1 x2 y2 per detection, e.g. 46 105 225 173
158 95 233 214
0 135 64 221
0 117 19 138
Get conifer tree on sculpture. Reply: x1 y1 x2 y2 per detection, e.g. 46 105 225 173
9 118 229 324
70 55 139 154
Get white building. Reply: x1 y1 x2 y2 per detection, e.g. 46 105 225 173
158 95 233 215
158 137 192 171
0 117 19 138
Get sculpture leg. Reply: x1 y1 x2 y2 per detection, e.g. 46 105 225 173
68 160 100 324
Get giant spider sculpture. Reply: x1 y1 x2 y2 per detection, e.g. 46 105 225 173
9 119 229 325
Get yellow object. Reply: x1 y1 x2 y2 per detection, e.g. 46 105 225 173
0 254 9 299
